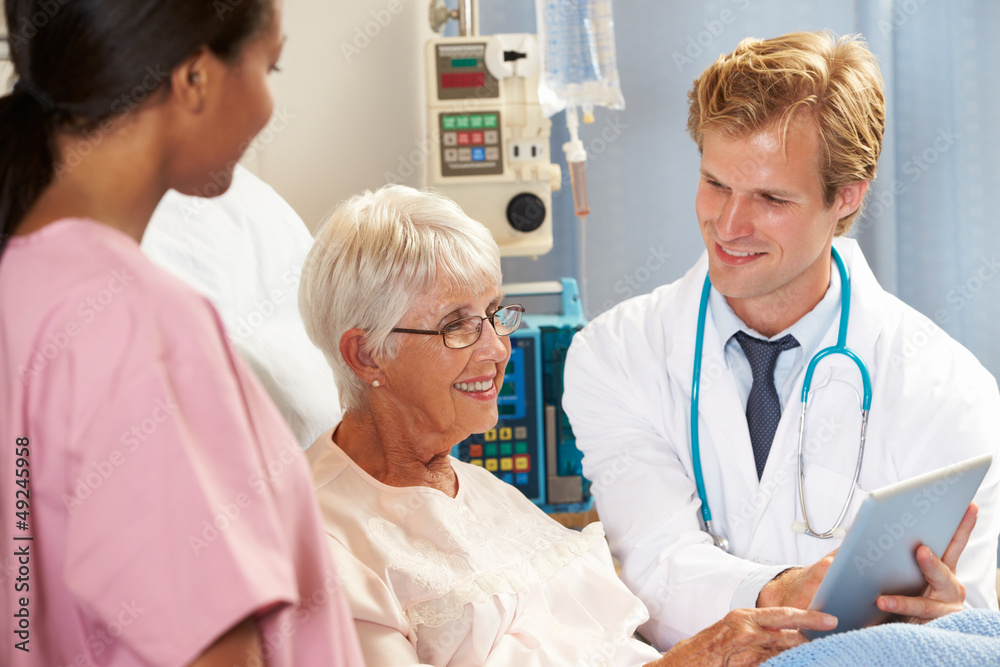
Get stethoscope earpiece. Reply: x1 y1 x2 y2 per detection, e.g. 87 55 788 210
791 521 806 534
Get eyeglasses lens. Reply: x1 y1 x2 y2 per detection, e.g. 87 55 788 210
494 306 522 334
441 306 523 349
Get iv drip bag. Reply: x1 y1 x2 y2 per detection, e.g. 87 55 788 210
535 0 625 119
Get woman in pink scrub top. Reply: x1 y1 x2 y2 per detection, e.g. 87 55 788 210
0 1 363 666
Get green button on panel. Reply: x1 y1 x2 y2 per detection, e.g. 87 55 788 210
483 114 498 128
442 115 457 130
470 115 484 129
456 115 470 129
514 441 528 454
484 444 498 457
500 443 513 456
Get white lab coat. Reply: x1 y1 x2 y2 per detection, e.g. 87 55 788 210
563 238 1000 650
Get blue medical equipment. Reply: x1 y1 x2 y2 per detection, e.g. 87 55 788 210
690 247 873 551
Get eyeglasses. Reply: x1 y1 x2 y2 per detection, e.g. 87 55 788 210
391 304 525 349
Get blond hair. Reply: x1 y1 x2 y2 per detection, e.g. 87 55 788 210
299 185 502 413
687 31 885 234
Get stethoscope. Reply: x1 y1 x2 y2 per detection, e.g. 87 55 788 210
690 247 872 552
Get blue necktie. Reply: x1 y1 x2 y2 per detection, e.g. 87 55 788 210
734 331 800 480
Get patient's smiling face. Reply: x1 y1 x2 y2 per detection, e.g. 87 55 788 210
378 278 510 460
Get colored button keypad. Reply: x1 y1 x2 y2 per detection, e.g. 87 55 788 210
464 429 532 489
440 113 501 172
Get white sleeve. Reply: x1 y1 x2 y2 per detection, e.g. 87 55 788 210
563 327 781 650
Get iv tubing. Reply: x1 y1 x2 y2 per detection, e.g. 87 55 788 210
563 106 590 217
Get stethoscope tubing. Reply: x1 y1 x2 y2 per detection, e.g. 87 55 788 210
691 247 872 550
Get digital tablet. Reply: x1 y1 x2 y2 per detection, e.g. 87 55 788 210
803 453 992 639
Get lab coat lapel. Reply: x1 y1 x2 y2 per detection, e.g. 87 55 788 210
836 238 888 369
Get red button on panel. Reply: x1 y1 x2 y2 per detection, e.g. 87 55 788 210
470 131 484 145
457 132 471 145
469 444 483 457
514 454 531 472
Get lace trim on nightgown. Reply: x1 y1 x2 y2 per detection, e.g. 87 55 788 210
368 505 607 629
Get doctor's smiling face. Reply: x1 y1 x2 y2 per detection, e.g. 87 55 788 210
696 117 867 336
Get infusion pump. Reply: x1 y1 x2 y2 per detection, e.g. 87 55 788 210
425 33 560 257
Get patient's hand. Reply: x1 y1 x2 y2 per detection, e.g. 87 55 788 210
649 607 837 667
755 550 837 610
875 502 976 623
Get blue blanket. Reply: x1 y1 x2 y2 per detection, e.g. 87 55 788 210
762 610 1000 666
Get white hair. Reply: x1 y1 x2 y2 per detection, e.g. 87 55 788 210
299 184 503 413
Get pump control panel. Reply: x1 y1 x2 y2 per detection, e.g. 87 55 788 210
425 34 560 257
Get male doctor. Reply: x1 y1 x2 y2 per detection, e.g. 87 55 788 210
563 31 1000 649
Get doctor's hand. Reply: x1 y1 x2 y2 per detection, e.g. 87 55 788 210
755 550 838 610
876 502 976 623
650 607 838 667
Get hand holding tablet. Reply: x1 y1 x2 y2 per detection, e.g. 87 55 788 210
801 454 992 639
875 502 977 622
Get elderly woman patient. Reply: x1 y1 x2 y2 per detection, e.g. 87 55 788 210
298 185 836 666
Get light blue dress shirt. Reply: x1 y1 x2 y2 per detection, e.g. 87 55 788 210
710 262 843 411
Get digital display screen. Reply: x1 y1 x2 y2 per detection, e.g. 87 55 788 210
441 72 485 89
499 403 517 416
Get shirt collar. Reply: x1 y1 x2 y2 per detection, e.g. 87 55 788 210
710 260 843 361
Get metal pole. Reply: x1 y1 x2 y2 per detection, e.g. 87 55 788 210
458 0 478 36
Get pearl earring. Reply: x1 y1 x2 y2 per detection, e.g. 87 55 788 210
372 379 380 388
